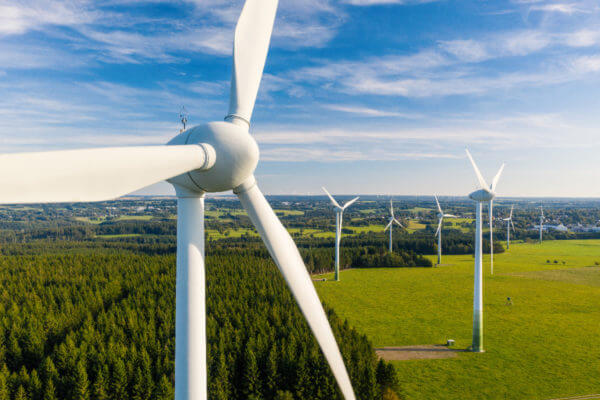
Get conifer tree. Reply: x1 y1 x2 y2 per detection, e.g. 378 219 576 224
243 347 261 399
210 352 230 400
0 365 9 400
154 375 173 400
14 385 26 400
17 366 30 393
110 359 127 400
265 346 278 398
29 369 42 400
274 390 294 400
73 360 89 400
42 379 57 400
376 359 399 394
41 357 58 400
92 368 108 400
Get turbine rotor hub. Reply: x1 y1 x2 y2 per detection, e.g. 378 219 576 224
167 121 259 194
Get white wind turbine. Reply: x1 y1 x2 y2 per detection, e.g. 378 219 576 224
539 206 544 243
434 195 458 265
384 199 403 253
465 149 505 353
0 1 357 399
466 152 504 275
502 205 515 250
322 187 359 281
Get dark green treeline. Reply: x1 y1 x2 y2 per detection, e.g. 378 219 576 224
0 241 399 399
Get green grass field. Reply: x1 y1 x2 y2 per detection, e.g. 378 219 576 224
405 219 426 233
314 240 600 400
446 217 473 233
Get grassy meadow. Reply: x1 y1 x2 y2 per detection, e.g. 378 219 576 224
315 240 600 400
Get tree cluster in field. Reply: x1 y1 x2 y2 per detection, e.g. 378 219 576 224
0 241 400 400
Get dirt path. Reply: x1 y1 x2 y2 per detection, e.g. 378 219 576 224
375 345 465 361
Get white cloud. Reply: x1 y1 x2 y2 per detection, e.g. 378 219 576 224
439 40 489 63
323 104 420 118
563 29 600 47
0 0 344 66
0 0 97 36
570 54 600 73
341 0 436 5
529 3 588 14
502 30 551 56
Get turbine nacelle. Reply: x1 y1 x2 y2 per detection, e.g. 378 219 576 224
469 188 495 202
168 121 259 194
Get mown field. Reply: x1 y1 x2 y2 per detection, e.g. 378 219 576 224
315 240 600 400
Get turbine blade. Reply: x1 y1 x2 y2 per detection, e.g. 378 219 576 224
321 187 342 209
465 149 488 189
435 217 443 237
509 205 514 219
444 214 458 218
384 219 393 231
511 219 516 232
434 195 442 213
0 145 213 204
390 199 394 218
393 218 403 227
227 0 279 126
342 196 359 210
490 163 505 191
236 180 356 400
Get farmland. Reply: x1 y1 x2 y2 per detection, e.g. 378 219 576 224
315 240 600 400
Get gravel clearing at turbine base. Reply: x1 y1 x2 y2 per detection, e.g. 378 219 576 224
375 345 465 361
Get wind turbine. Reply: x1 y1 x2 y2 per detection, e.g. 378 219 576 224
539 206 544 243
434 195 457 265
0 1 357 399
465 149 505 353
502 205 515 250
322 187 359 281
384 199 403 253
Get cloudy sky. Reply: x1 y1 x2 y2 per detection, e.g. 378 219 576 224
1 0 599 197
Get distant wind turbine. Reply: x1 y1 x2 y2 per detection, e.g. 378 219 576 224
384 200 403 252
466 151 504 275
322 187 359 281
465 149 505 353
434 195 458 265
539 206 544 243
502 205 515 250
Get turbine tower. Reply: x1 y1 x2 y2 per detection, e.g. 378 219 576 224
465 149 505 353
539 206 544 243
434 195 458 265
0 1 357 399
502 205 515 250
487 169 504 275
384 199 403 252
322 187 359 281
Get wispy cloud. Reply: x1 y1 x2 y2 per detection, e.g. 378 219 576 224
285 22 600 99
0 0 97 36
529 3 589 14
341 0 437 6
0 0 345 66
323 104 421 118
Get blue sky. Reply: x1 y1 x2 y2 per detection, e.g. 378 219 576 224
1 0 599 197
